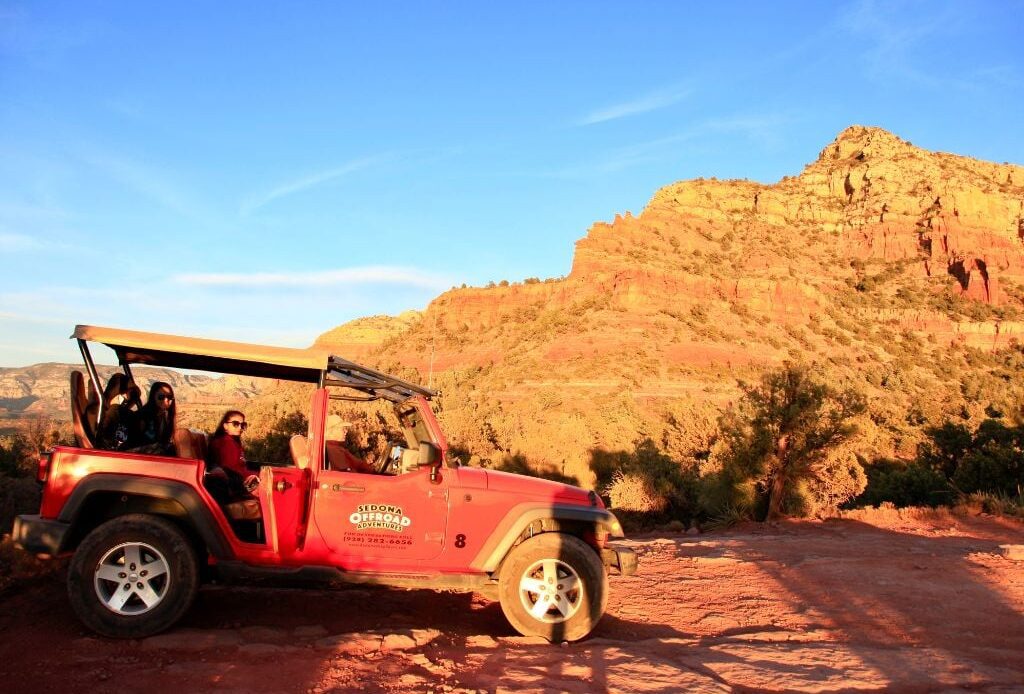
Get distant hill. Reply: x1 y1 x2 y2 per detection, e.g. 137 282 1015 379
0 363 271 434
313 311 422 360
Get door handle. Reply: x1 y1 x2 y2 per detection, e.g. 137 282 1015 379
275 479 293 493
332 483 365 493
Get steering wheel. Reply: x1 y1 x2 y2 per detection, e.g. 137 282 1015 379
374 443 404 474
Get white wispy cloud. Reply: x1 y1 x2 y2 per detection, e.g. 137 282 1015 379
240 156 388 215
702 114 795 149
0 310 70 325
546 112 795 178
173 265 451 290
0 232 46 251
839 0 981 89
80 148 206 221
577 85 692 126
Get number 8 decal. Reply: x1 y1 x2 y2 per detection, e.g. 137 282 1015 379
454 533 466 548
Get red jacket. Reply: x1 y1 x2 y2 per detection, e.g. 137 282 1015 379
208 435 247 479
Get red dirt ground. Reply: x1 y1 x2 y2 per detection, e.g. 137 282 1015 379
1 510 1022 693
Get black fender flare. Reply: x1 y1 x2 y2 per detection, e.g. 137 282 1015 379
469 503 623 573
57 473 232 558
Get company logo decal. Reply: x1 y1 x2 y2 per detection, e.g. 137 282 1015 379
349 503 412 533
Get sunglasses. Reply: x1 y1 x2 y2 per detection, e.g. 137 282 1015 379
226 420 248 430
156 394 173 402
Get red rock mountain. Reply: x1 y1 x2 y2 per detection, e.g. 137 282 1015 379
317 126 1024 483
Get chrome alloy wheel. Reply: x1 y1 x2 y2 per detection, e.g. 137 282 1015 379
518 558 583 623
93 541 171 615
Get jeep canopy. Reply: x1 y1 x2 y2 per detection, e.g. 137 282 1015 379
73 324 435 402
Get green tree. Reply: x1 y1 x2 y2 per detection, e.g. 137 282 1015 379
949 419 1024 496
245 411 308 464
718 363 866 520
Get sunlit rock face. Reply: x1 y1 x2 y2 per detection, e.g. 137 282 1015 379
365 125 1023 380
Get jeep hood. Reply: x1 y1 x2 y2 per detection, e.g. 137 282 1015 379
458 468 596 506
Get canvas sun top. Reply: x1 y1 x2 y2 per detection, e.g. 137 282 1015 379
73 324 435 402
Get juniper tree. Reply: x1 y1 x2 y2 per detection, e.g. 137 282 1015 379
719 363 866 520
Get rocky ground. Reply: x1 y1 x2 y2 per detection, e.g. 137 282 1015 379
1 510 1022 693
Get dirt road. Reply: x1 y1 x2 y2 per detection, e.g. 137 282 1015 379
2 510 1022 693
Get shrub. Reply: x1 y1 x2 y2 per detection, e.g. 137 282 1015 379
697 468 758 526
605 471 666 513
918 418 1024 498
495 454 578 487
957 491 1024 518
716 363 866 520
857 459 951 508
0 476 41 534
590 439 698 523
246 410 309 464
804 452 868 517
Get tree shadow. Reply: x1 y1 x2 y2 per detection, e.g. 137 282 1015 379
661 517 1024 690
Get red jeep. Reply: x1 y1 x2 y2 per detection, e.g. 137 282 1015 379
13 325 635 642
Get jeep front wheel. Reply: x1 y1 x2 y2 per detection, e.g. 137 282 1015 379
497 533 608 642
67 514 198 638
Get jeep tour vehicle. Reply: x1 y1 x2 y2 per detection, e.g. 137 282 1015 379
14 325 636 641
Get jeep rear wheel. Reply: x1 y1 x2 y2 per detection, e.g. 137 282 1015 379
68 514 198 638
497 533 607 642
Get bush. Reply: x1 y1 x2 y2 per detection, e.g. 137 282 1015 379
0 476 41 534
605 471 665 513
590 439 698 523
804 453 868 517
917 418 1024 498
716 363 866 520
697 469 758 527
958 491 1024 518
950 420 1024 496
245 411 309 464
494 454 578 487
857 459 951 508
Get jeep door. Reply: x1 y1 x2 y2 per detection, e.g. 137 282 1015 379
311 465 449 564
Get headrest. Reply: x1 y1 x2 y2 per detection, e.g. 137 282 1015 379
289 434 309 470
70 371 95 449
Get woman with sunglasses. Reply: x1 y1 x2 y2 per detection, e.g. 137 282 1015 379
130 381 177 455
205 410 257 503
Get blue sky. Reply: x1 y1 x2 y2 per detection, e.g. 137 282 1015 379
2 0 1022 366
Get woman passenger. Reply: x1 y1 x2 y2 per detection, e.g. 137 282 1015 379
205 410 258 503
130 381 177 455
96 374 142 450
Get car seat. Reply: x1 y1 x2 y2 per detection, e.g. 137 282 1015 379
173 428 208 461
289 434 309 469
70 371 96 449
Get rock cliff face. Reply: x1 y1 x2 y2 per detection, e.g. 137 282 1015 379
366 126 1023 379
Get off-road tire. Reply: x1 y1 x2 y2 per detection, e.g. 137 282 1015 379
497 532 608 642
67 514 198 638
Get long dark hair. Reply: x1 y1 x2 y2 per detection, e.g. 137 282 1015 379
212 410 245 440
102 373 128 406
141 381 177 428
